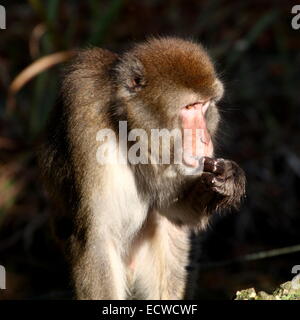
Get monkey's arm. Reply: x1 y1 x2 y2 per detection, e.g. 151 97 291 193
162 158 246 228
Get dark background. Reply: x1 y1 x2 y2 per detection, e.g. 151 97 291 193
0 0 300 299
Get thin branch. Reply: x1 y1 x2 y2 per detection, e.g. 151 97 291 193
200 243 300 269
6 51 74 112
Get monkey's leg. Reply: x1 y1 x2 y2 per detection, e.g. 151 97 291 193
70 228 127 300
133 214 190 300
157 220 190 300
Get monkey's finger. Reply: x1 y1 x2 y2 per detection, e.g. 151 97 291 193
203 157 224 175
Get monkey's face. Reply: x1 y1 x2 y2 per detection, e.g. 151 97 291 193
116 37 224 168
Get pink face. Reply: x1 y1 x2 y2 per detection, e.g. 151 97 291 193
180 101 213 167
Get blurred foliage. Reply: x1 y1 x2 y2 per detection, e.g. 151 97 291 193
0 0 300 299
235 275 300 300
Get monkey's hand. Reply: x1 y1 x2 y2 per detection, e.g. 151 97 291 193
199 157 246 210
160 158 246 227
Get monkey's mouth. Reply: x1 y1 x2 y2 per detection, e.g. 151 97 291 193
180 101 213 167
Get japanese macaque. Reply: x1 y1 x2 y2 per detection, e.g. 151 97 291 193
38 37 246 300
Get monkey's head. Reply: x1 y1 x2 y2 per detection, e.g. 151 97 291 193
115 37 224 167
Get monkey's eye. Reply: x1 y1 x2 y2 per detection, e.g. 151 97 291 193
184 101 210 113
185 105 194 110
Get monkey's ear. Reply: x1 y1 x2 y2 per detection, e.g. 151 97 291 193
116 55 146 96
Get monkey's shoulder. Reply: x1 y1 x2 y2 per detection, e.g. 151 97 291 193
75 48 117 67
61 48 118 111
63 48 118 84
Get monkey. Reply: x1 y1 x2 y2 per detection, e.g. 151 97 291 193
38 37 246 300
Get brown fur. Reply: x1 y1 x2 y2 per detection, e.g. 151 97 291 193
38 37 246 300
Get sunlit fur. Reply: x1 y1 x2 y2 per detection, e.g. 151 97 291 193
38 37 245 300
